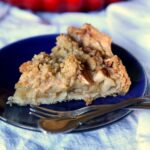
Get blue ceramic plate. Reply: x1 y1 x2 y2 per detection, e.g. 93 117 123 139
0 34 147 132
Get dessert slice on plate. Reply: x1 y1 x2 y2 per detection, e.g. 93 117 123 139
8 24 131 106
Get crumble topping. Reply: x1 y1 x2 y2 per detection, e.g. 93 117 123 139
8 24 131 105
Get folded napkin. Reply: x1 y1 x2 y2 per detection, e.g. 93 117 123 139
106 0 150 69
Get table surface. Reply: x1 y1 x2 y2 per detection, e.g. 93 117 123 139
0 1 150 150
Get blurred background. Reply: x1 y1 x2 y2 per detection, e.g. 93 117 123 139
1 0 122 12
1 0 150 149
0 0 125 48
0 0 150 66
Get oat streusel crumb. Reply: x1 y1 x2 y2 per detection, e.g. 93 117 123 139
8 24 131 105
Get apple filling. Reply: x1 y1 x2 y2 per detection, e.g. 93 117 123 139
8 24 131 105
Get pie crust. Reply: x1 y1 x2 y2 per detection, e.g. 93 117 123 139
8 24 131 105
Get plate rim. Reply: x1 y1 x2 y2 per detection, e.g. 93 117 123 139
0 34 148 96
0 34 148 132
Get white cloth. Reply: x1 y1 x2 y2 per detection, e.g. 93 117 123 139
0 0 150 149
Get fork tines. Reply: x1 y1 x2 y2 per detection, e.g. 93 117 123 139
29 105 61 118
29 104 101 119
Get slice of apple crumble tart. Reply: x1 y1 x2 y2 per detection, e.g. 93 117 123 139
8 24 131 105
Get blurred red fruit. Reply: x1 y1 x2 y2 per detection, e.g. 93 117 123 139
22 0 42 11
7 0 23 6
106 0 122 4
43 0 59 12
4 0 122 12
85 0 104 11
65 0 83 12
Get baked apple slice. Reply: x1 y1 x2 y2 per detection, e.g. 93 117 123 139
8 24 131 105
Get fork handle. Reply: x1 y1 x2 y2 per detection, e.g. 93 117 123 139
38 97 150 133
76 97 148 124
127 102 150 110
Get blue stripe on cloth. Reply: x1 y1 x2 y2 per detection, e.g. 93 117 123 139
25 140 45 150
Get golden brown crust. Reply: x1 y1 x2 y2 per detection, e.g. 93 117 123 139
104 55 131 93
8 24 131 106
68 24 113 57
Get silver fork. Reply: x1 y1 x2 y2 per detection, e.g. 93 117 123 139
29 104 103 119
29 96 150 119
38 96 150 133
